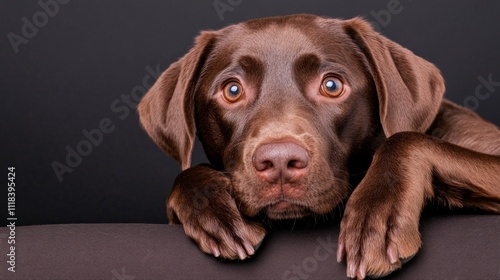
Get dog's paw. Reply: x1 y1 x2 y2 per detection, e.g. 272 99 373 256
167 165 266 260
182 202 267 260
337 189 421 279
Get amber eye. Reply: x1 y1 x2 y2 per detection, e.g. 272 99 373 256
222 81 244 102
320 76 344 97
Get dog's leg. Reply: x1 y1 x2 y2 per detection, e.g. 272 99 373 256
337 132 500 279
167 164 266 260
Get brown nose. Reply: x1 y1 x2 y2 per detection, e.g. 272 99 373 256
253 142 309 184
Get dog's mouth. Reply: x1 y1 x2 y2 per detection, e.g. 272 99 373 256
263 199 314 220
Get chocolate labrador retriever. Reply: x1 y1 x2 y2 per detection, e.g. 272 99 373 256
138 14 500 279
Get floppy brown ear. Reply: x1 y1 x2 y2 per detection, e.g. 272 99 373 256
138 31 217 170
343 17 445 136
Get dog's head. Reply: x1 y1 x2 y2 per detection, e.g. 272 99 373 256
138 15 445 220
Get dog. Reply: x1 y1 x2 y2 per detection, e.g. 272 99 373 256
138 14 500 279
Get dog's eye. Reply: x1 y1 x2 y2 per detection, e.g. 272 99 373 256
223 81 244 102
320 76 344 98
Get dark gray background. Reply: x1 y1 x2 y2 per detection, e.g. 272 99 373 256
1 0 499 225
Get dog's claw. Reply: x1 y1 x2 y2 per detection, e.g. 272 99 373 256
205 237 221 258
387 243 398 264
358 261 366 279
211 243 221 258
237 246 247 260
347 261 356 278
243 240 255 256
336 242 344 263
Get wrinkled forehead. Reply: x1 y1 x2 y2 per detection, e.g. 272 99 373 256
219 22 317 75
210 17 363 85
234 25 317 63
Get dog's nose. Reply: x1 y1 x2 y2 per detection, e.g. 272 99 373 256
253 142 309 183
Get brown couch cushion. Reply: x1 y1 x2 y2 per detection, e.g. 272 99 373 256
1 215 499 279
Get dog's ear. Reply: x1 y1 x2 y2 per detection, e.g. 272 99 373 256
342 17 445 136
138 31 217 170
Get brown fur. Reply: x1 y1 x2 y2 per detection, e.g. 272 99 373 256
138 14 500 279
